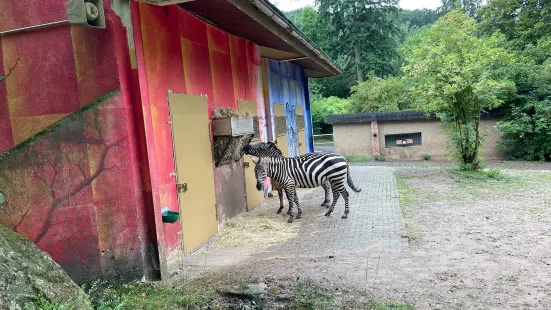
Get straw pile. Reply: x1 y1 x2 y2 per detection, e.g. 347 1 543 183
214 213 299 248
212 107 250 119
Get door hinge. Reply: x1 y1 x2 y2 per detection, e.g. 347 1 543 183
177 183 188 193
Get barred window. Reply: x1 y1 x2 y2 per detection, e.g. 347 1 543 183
275 116 287 137
252 116 259 141
385 132 422 148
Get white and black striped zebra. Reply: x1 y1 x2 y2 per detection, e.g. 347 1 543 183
250 153 362 223
243 141 331 214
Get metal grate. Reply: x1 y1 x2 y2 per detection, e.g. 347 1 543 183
252 116 259 141
385 132 422 148
296 117 305 131
275 116 287 137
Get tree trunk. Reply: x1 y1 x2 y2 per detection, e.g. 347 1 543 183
354 46 364 83
472 117 481 170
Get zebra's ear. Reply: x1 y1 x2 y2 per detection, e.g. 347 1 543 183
270 140 278 145
251 156 259 164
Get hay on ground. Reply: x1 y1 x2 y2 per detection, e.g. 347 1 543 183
214 213 299 248
212 107 250 119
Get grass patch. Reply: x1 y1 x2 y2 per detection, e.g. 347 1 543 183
289 279 334 310
214 212 300 248
422 154 432 161
367 299 415 310
395 174 419 242
345 155 375 163
446 167 506 180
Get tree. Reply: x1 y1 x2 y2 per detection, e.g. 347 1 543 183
316 0 401 83
402 9 515 169
496 57 551 161
311 96 349 134
478 0 551 51
438 0 483 17
399 9 438 34
348 75 413 113
0 58 18 83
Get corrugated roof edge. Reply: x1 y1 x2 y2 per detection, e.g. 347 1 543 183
328 109 503 124
241 0 341 75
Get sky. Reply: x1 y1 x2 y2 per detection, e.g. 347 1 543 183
274 0 441 12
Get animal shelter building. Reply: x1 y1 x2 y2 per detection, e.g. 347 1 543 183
0 0 339 283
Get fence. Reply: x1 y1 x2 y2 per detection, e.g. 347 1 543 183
313 134 334 153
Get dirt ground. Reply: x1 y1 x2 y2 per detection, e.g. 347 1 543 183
181 160 551 309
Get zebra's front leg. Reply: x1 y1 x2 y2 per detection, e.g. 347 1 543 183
320 180 331 208
293 189 302 219
324 189 340 217
276 187 285 214
283 184 296 223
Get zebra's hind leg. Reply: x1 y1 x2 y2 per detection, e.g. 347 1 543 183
324 189 341 217
320 180 331 208
293 189 302 219
340 189 350 219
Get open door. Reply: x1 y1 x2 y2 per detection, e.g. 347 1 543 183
296 104 307 155
238 100 265 211
168 93 217 254
273 104 288 157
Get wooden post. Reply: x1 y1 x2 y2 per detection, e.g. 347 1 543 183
371 121 380 159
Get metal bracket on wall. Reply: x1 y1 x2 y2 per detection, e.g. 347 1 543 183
177 183 188 193
243 161 250 168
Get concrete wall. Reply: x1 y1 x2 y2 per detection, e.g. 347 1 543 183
334 118 504 160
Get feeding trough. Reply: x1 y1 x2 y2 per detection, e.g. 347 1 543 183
161 207 179 223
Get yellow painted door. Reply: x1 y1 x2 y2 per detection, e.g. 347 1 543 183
168 93 217 254
296 104 307 155
273 104 288 157
238 100 264 211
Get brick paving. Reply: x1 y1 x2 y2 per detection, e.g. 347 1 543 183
263 166 408 257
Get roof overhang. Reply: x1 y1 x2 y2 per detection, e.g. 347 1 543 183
140 0 340 77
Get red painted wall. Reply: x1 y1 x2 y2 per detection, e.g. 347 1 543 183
133 3 264 273
0 1 154 282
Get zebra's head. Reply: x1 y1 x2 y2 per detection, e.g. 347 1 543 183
250 156 266 191
243 141 282 158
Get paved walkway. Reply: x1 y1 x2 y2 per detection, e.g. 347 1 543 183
266 166 407 257
186 166 407 272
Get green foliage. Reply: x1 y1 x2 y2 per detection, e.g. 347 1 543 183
348 75 414 113
438 0 483 17
311 96 349 134
316 0 401 82
344 155 375 162
367 299 415 310
478 0 551 51
423 154 432 160
402 9 515 168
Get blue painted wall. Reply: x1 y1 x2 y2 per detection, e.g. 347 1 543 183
266 60 314 156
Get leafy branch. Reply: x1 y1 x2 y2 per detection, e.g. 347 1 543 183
0 57 19 83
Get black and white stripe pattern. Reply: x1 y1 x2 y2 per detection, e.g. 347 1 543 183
243 142 332 213
251 153 361 223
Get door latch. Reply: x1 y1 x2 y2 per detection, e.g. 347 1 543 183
177 183 188 193
244 162 250 168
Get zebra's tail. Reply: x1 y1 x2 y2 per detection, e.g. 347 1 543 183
346 165 362 193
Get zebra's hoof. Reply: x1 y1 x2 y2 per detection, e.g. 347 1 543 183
296 213 302 219
276 209 282 214
341 215 348 219
288 217 294 223
324 212 331 217
320 202 328 207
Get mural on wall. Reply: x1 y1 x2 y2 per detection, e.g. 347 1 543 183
285 102 299 157
135 3 267 261
0 92 148 282
266 60 312 155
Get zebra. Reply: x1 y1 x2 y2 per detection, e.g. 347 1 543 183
243 141 332 214
250 153 362 223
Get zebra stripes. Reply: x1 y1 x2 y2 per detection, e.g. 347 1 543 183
243 142 331 213
251 153 361 223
